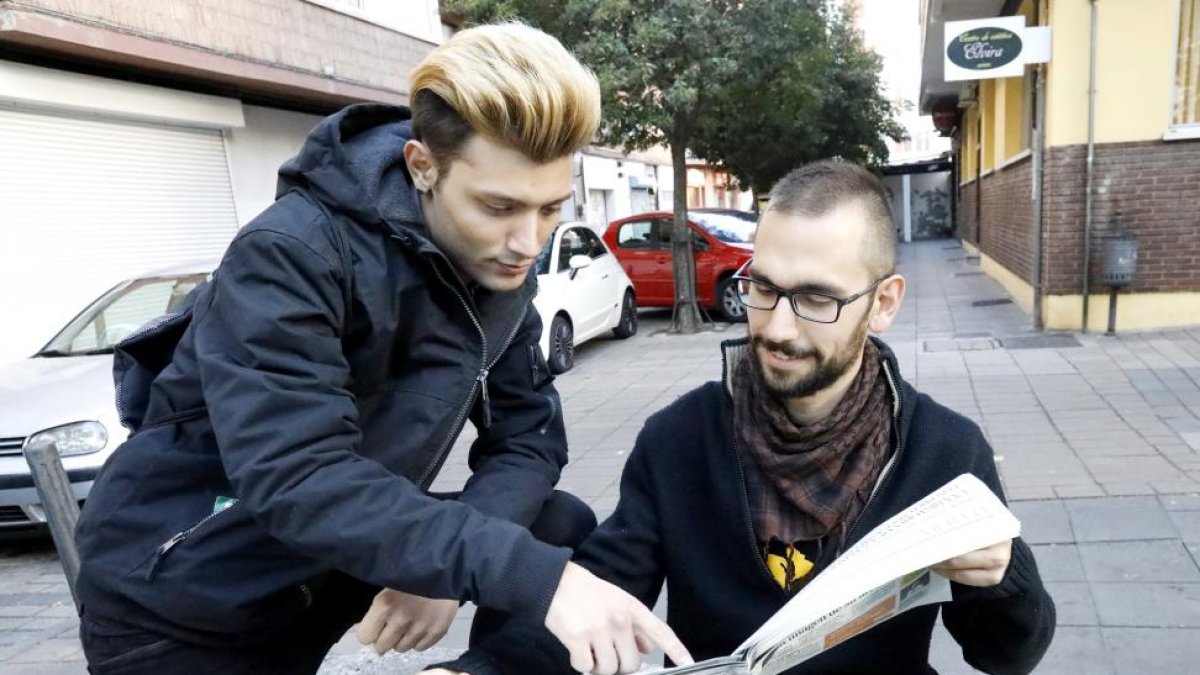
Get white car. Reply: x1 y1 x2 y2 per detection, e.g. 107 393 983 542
0 263 210 530
533 222 638 373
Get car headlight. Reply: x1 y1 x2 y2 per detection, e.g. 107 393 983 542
26 422 108 457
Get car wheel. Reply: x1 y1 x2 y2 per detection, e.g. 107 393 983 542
612 290 638 339
549 314 574 374
717 276 747 323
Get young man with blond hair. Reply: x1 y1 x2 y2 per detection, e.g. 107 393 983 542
74 23 690 674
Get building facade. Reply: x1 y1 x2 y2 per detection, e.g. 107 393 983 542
0 0 440 364
921 0 1200 332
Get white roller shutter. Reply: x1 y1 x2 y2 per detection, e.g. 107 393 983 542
0 107 239 364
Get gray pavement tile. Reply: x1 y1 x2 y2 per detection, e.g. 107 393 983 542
1103 627 1200 675
1006 485 1059 500
1151 480 1200 495
0 606 48 619
1030 543 1086 582
0 664 87 675
1044 581 1100 626
1033 627 1115 675
1010 500 1074 544
1054 484 1107 498
1064 496 1179 542
1090 582 1200 627
4 638 84 663
1161 494 1200 511
1077 540 1200 582
1167 511 1200 543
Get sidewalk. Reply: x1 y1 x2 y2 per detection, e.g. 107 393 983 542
2 239 1198 674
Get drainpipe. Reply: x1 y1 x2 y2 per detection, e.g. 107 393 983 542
1081 0 1099 333
1031 2 1046 331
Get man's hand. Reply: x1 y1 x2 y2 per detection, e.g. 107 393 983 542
545 562 693 675
932 539 1013 587
356 588 458 655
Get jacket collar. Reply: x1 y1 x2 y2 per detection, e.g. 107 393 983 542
720 335 905 423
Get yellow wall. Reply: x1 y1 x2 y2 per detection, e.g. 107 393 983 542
961 106 978 183
963 242 1200 331
1046 0 1179 146
980 80 996 172
1004 76 1027 158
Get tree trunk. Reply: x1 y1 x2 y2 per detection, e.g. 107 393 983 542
670 135 702 334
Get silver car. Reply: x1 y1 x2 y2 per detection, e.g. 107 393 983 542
0 262 211 530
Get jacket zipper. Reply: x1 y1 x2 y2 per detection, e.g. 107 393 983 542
720 346 788 597
844 359 906 546
414 260 525 490
146 502 240 580
720 342 908 595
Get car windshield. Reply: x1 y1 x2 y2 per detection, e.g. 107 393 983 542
38 274 208 357
691 211 758 244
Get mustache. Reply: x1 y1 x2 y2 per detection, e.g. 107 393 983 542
752 336 817 360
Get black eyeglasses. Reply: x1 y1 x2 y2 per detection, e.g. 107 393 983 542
731 260 887 324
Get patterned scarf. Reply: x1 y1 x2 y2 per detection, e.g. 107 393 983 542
733 339 893 550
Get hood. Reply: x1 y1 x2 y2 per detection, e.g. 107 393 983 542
277 103 429 239
0 355 116 438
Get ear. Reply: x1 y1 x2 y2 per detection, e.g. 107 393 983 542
403 140 440 192
868 274 906 334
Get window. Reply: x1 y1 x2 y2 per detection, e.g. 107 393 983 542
617 221 655 249
555 227 608 272
575 228 610 259
655 219 706 249
1174 0 1200 128
41 275 207 355
303 0 441 44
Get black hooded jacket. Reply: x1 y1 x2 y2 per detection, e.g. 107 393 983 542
74 104 572 643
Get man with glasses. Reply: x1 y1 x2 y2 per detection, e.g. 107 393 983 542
425 161 1055 675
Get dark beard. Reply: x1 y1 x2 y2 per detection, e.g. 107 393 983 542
750 309 871 399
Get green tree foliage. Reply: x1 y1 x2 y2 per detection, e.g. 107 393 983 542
445 0 901 332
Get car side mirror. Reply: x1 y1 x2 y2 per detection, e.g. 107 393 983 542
568 254 591 280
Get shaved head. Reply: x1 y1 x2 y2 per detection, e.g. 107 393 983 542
764 161 896 280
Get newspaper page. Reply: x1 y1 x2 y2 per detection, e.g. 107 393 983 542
637 474 1019 675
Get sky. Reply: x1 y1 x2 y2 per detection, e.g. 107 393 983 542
855 0 923 107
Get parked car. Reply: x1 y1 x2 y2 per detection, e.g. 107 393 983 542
0 263 211 530
534 222 637 373
603 208 756 322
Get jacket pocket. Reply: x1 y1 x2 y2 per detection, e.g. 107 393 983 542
143 501 241 581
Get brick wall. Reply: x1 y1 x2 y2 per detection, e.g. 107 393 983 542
1043 140 1200 295
957 178 979 244
13 0 433 95
956 140 1200 295
979 156 1034 283
955 156 1034 283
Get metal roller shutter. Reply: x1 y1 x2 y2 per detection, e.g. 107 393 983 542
0 106 239 364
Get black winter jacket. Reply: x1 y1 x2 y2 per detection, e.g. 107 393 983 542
445 338 1055 675
74 104 572 643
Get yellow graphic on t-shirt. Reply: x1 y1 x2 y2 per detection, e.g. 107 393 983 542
766 545 814 591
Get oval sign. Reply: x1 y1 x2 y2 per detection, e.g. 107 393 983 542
946 27 1023 71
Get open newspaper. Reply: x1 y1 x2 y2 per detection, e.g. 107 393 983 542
640 474 1021 675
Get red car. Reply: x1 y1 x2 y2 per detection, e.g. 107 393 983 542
603 208 757 322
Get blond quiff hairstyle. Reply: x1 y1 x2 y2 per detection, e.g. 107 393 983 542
409 22 601 164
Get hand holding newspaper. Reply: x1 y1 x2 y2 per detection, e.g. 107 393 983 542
639 474 1021 675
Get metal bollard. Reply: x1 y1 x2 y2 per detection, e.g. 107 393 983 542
23 440 82 608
